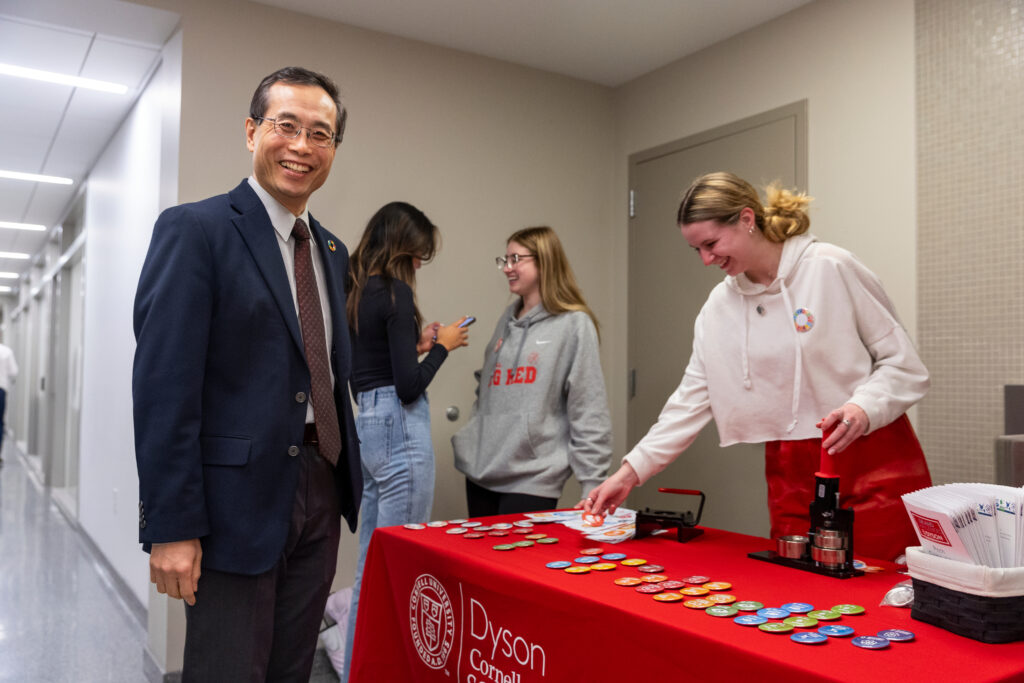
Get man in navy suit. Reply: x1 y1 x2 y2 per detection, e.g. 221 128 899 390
133 66 361 681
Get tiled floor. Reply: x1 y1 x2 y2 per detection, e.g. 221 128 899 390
0 443 341 682
0 443 151 682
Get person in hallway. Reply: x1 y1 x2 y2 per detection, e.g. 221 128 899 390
0 339 17 462
342 201 470 680
452 226 612 517
132 66 361 681
583 172 932 562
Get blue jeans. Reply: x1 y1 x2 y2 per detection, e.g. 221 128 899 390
343 386 434 681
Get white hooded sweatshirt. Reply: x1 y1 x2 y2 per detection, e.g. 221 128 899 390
623 233 929 486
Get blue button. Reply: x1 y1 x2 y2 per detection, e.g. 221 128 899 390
852 636 890 649
756 608 791 619
573 556 600 564
545 561 572 569
734 615 767 626
791 632 828 645
818 625 855 637
781 602 814 613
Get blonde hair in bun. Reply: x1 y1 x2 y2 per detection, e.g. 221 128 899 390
678 172 811 244
762 182 811 242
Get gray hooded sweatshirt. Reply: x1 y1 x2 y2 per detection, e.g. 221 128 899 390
451 303 612 499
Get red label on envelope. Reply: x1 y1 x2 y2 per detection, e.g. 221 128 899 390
909 511 951 546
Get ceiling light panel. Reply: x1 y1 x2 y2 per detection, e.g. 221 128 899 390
0 170 73 185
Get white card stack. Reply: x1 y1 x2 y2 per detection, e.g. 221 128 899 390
902 483 1024 567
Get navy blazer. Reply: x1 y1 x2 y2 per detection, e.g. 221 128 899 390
133 180 362 575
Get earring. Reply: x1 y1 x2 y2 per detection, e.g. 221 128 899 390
749 225 754 235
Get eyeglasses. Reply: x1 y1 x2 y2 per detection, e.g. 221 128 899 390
255 117 336 148
495 253 535 269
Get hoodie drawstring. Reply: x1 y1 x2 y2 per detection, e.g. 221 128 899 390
779 280 802 433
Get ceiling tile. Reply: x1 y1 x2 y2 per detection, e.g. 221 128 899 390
0 17 93 73
81 37 161 90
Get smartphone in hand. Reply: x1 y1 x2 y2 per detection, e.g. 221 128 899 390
458 316 476 328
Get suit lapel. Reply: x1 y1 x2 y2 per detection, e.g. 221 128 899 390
228 182 304 354
308 216 348 338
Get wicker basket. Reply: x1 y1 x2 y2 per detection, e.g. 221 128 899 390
907 547 1024 644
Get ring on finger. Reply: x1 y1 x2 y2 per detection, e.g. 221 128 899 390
842 419 851 427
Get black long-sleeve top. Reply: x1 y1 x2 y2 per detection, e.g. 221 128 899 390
350 275 447 403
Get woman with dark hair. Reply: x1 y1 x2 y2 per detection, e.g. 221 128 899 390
452 226 612 517
584 172 932 562
343 201 468 677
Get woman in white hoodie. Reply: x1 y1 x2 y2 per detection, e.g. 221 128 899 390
584 172 932 561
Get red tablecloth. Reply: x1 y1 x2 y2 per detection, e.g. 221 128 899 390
349 515 1024 682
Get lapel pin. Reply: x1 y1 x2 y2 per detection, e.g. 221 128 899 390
327 239 337 252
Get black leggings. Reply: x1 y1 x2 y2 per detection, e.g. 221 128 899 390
465 478 558 518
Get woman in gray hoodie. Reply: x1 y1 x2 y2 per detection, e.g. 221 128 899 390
452 226 612 516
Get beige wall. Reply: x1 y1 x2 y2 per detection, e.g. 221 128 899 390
610 0 918 460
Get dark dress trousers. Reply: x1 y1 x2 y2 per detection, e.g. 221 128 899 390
133 179 361 575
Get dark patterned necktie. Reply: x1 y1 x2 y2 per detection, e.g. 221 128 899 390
292 218 340 465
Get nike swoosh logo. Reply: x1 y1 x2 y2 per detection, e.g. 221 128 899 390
536 340 552 345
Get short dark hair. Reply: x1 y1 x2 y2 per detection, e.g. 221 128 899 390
249 66 347 147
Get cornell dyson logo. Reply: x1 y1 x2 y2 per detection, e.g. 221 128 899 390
409 574 455 669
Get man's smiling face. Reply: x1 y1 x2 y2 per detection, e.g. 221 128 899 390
246 82 337 215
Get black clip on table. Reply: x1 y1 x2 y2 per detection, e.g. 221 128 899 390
634 488 706 543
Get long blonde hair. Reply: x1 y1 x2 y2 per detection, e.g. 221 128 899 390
677 171 811 243
507 226 600 338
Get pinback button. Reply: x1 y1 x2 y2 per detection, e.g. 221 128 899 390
601 553 627 561
512 528 532 535
878 629 915 642
464 532 485 539
757 608 791 619
620 558 647 566
791 632 828 645
659 580 686 590
488 530 509 537
818 625 856 638
683 598 715 609
492 523 513 530
758 622 794 634
514 541 534 547
525 533 547 540
637 564 666 574
705 605 738 617
707 594 736 604
734 601 765 612
680 586 710 596
403 523 426 530
565 566 591 574
851 636 890 649
636 584 663 594
591 563 617 571
614 577 643 586
461 521 482 528
683 575 711 584
831 604 865 615
537 537 559 544
579 547 604 555
574 556 600 564
807 610 841 621
446 527 469 535
513 520 534 527
448 518 467 524
734 615 768 626
475 525 493 532
703 582 732 591
546 561 572 569
784 616 819 628
426 521 448 527
781 602 814 613
492 544 515 551
653 592 684 603
640 575 669 584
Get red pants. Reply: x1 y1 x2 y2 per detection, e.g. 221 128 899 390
764 415 932 562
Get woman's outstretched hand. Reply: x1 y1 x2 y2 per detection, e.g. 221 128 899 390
576 462 640 524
